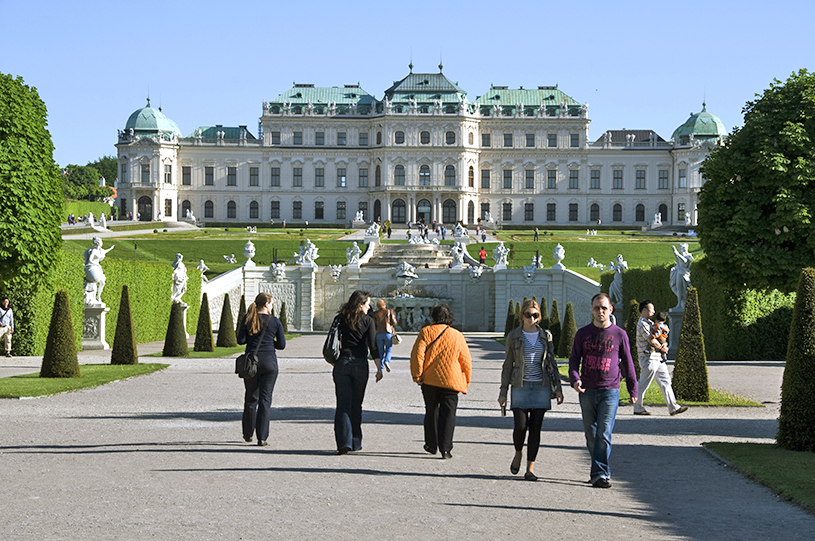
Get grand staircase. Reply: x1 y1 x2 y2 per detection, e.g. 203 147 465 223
363 243 453 269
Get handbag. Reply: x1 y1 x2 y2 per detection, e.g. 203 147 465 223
323 315 342 365
235 319 268 379
389 310 402 344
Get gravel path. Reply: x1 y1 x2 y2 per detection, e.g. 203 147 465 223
1 334 811 540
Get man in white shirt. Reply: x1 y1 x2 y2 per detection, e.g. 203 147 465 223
0 297 14 357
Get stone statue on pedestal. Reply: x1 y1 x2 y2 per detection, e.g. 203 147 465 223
83 237 113 306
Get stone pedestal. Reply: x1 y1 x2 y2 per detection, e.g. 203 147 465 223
668 308 684 359
364 234 380 245
83 304 110 350
454 235 470 246
351 220 367 229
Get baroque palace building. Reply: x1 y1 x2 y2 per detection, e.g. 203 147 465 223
115 65 726 228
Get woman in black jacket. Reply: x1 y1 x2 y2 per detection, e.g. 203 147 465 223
333 289 382 454
237 292 286 446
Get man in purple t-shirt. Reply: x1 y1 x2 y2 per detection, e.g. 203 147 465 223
568 293 638 488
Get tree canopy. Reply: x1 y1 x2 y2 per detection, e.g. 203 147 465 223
0 73 63 283
698 69 815 293
62 163 113 201
87 155 117 187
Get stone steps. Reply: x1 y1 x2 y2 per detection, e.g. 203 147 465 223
363 243 453 269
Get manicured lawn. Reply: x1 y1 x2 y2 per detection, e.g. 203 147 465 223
704 442 815 513
0 364 169 398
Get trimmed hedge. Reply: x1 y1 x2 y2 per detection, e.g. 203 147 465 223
504 300 514 336
216 293 237 347
549 299 561 352
280 302 289 334
64 200 115 221
624 299 642 379
558 302 577 358
194 293 214 352
40 290 80 378
162 302 189 357
110 285 138 365
540 296 549 330
235 294 246 337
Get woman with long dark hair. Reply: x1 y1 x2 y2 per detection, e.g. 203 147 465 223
333 289 382 454
498 299 563 480
237 292 286 446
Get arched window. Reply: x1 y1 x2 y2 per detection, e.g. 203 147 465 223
468 132 474 145
394 165 405 186
181 200 191 218
376 132 382 145
417 199 432 222
375 165 381 187
249 201 259 219
204 200 214 218
445 165 456 186
635 204 645 222
419 165 430 186
659 203 669 223
612 203 622 222
442 199 457 224
445 131 455 145
395 131 405 144
468 201 475 223
468 166 474 188
420 131 430 144
227 201 237 219
392 199 406 223
590 203 600 222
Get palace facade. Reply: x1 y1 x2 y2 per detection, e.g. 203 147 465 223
115 66 726 227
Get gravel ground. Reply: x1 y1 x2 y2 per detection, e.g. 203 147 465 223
0 334 811 540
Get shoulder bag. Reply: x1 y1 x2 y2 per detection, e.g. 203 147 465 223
390 310 403 345
235 318 268 379
323 315 342 365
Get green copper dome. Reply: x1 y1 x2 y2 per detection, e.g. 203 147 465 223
125 99 182 137
671 103 726 144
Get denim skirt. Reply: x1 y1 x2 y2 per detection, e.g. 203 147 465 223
510 380 551 410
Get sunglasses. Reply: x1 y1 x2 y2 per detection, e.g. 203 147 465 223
524 312 540 319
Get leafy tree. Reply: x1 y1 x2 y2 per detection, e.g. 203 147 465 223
0 73 63 284
672 287 710 401
194 293 214 352
699 69 815 293
549 300 561 353
111 285 138 364
87 155 117 186
235 294 246 337
40 291 80 378
558 302 577 358
62 164 113 201
216 293 237 347
777 268 815 452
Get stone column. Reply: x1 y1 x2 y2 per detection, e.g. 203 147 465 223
667 308 684 359
83 305 110 350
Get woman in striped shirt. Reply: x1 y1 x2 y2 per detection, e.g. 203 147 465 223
499 299 563 481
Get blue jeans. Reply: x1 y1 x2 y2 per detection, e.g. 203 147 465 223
376 332 393 366
332 357 369 451
578 388 619 482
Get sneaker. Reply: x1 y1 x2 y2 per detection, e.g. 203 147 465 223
592 478 612 489
671 406 689 416
441 450 453 459
633 410 651 416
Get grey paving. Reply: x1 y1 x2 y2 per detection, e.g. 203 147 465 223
1 335 812 540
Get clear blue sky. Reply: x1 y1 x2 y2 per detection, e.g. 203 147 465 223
4 0 814 168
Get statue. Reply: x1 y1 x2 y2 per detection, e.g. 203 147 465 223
328 264 343 282
99 213 107 229
365 222 380 236
552 244 566 269
346 242 362 264
354 210 365 222
469 264 484 281
493 242 509 266
451 242 465 267
608 254 628 306
670 244 693 310
196 260 209 283
685 212 692 226
87 212 95 227
223 254 237 264
83 237 114 306
270 262 286 281
294 239 319 266
454 223 467 238
171 253 188 306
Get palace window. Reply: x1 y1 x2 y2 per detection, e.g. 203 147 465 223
337 132 346 146
141 164 150 184
525 170 534 190
421 131 430 144
524 203 534 221
359 132 368 146
359 168 368 187
444 165 455 186
659 170 669 189
613 204 622 222
569 203 578 222
120 163 127 183
227 201 236 219
337 201 346 220
270 201 280 219
547 170 556 189
165 199 172 217
337 168 346 188
395 165 405 186
375 165 381 186
468 132 474 145
678 202 686 221
315 201 324 220
570 134 579 147
481 169 490 189
250 201 259 219
293 132 303 145
547 133 557 147
205 166 213 186
250 167 259 186
227 167 237 186
446 131 455 144
503 202 512 221
503 133 513 147
613 170 623 190
547 203 556 221
590 170 600 189
468 166 474 188
503 170 512 189
526 133 535 147
271 167 280 187
204 200 213 218
358 202 367 221
182 166 191 185
315 131 325 145
569 170 579 189
636 204 645 222
164 165 172 184
395 131 405 144
293 167 303 187
292 201 302 219
590 203 600 222
315 168 325 188
271 131 280 145
636 170 646 189
420 165 430 186
679 168 687 188
482 133 491 147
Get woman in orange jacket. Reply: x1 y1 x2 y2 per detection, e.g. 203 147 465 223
410 304 472 459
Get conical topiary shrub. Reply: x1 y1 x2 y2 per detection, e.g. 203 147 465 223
163 302 189 357
111 285 138 365
558 302 577 358
540 296 549 330
280 301 289 334
549 300 561 354
504 299 515 336
216 293 237 347
625 299 642 379
777 267 815 452
194 293 214 352
513 301 521 331
672 287 709 401
40 290 80 378
235 294 246 337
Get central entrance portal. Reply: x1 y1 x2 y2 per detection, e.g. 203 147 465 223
417 199 431 223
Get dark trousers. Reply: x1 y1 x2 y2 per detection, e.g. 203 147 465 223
243 370 279 442
512 408 546 461
333 360 369 451
421 384 459 454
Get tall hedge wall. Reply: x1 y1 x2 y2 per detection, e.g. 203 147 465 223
601 256 794 361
